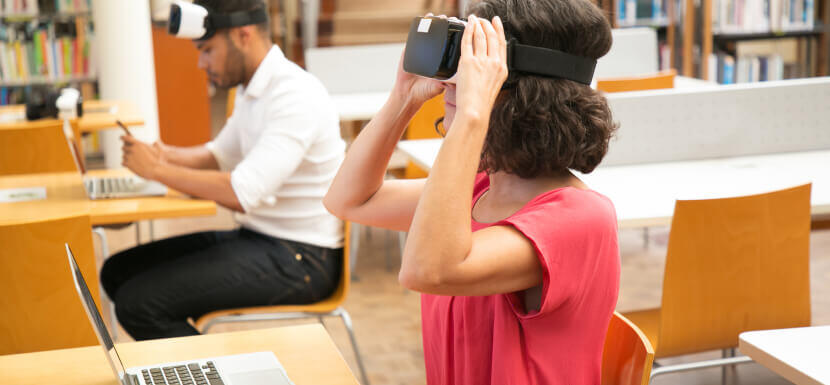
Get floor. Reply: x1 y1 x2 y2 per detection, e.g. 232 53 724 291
97 207 830 385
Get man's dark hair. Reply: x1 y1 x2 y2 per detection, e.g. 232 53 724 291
194 0 271 40
467 0 617 177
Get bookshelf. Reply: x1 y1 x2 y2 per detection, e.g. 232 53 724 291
674 0 829 83
598 0 676 72
0 0 96 105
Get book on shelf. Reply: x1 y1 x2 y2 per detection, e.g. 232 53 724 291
709 51 786 83
0 0 91 16
617 0 668 26
0 17 95 85
713 0 816 34
0 0 39 16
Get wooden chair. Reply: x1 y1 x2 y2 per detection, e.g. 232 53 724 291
602 312 655 385
596 69 677 93
0 213 100 355
226 87 237 119
0 120 81 176
403 93 445 179
623 183 812 381
194 221 370 385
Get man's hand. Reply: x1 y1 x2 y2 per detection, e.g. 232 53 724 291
122 135 164 180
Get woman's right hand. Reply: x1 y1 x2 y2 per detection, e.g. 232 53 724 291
390 15 445 108
392 48 445 107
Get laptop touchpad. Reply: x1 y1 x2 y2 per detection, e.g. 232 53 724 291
225 369 294 385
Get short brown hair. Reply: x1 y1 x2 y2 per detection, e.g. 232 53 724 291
468 0 617 176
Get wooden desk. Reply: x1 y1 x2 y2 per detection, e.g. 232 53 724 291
0 324 359 385
0 169 216 226
396 139 830 229
739 326 830 385
0 100 144 133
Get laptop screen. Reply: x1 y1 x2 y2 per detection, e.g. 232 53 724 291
65 244 129 385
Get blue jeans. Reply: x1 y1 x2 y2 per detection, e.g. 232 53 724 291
100 228 341 340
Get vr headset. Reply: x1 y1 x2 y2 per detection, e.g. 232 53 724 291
403 16 597 85
168 0 268 40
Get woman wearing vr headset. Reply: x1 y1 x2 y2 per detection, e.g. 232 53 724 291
325 0 618 383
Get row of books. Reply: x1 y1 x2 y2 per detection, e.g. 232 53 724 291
1 0 90 16
0 20 94 84
707 53 787 84
713 0 816 34
617 0 669 26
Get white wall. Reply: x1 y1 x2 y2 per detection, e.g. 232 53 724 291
92 0 160 169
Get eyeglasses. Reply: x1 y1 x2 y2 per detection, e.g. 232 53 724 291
434 117 446 137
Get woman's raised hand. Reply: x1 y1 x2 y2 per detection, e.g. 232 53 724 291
453 15 508 125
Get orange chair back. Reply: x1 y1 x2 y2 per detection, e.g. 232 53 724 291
596 69 677 93
194 221 352 330
656 184 812 357
0 213 100 354
602 312 655 385
226 87 237 119
0 120 81 176
403 93 445 178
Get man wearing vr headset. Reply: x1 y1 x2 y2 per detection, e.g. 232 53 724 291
101 0 345 341
326 0 619 383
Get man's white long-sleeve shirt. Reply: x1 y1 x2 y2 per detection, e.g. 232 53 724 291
206 45 345 249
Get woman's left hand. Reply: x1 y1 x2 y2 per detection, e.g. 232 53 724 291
454 15 509 125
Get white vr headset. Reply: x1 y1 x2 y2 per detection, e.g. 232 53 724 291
168 0 268 40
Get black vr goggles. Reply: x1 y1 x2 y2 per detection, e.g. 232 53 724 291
168 0 268 41
403 16 597 85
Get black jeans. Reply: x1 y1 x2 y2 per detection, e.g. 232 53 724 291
100 228 342 341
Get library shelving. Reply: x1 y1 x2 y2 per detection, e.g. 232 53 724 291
673 0 829 84
0 0 96 105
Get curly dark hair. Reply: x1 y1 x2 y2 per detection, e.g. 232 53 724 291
467 0 617 176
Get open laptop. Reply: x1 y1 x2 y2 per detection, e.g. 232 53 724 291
65 244 294 385
62 120 168 199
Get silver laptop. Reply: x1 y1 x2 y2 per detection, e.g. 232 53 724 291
65 244 294 385
62 120 168 199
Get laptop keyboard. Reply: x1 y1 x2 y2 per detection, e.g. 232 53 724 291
84 176 138 196
141 361 224 385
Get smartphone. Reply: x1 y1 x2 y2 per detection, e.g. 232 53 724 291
116 120 132 137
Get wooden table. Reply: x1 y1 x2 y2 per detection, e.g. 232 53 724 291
0 169 216 226
0 100 144 133
0 324 359 385
396 139 830 229
739 326 830 385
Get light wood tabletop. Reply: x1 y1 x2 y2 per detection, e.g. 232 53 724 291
0 169 216 226
740 326 830 385
0 100 144 133
0 324 360 385
396 139 830 229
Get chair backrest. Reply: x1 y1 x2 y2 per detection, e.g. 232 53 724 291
657 184 812 357
594 28 659 79
326 220 352 305
0 120 80 176
403 94 445 178
227 87 237 119
0 213 100 354
304 43 403 94
602 312 655 385
597 69 677 93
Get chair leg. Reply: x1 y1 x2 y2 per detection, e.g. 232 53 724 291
92 227 119 342
317 315 328 331
334 308 370 385
350 223 361 281
722 348 737 385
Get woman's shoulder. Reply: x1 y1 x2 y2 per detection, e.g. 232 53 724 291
514 186 617 230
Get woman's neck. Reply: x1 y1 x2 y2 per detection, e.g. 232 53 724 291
473 171 587 223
